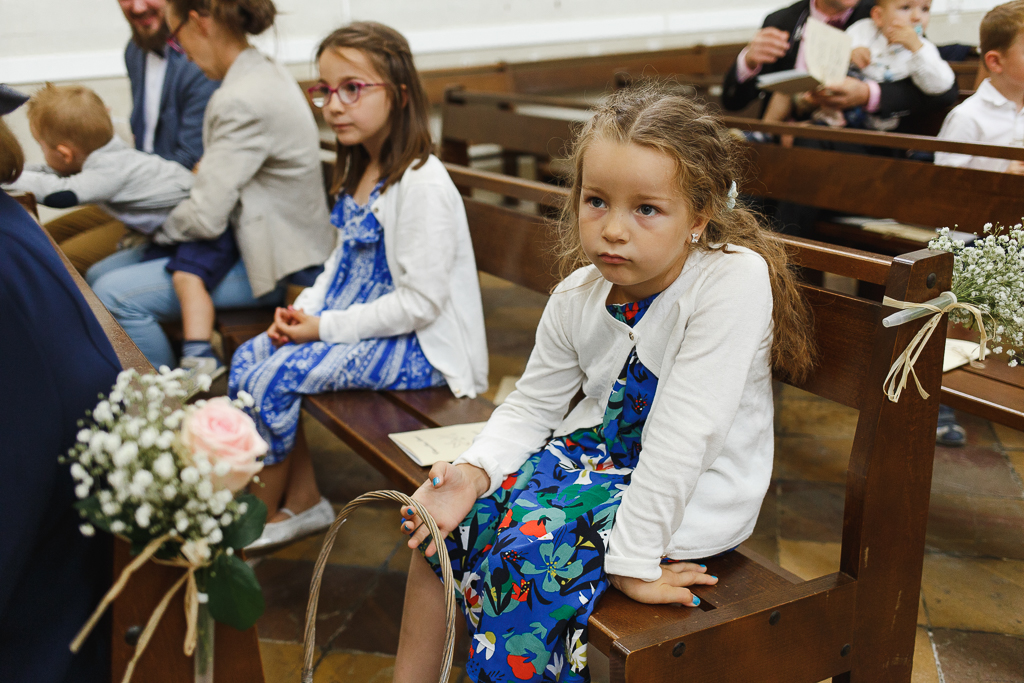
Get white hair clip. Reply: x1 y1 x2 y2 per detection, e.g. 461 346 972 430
726 180 738 210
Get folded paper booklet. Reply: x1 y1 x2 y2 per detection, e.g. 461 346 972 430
944 339 982 373
388 422 488 467
758 18 852 94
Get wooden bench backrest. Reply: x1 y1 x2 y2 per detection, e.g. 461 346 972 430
441 90 1024 231
446 163 949 680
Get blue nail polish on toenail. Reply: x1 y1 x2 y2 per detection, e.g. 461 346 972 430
432 477 440 486
693 596 701 606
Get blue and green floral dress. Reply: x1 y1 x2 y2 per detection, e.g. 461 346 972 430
429 294 660 682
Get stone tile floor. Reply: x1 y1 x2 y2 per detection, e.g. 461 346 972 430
250 274 1024 682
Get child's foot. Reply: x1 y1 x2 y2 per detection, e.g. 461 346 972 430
244 497 335 555
179 339 226 382
179 355 226 383
935 405 966 447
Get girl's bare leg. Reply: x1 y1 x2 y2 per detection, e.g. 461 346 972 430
250 457 289 522
394 552 447 683
280 422 322 517
251 421 323 523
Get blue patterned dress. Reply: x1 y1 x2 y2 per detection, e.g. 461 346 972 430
229 182 445 463
428 294 660 683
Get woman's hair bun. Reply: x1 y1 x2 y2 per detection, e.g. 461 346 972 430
213 0 276 36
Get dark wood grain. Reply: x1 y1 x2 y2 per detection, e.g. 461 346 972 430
723 115 1024 161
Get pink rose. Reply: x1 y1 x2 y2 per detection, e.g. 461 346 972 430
181 397 266 492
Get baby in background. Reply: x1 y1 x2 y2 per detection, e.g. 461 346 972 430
845 0 954 129
5 83 238 379
935 0 1024 173
763 0 953 129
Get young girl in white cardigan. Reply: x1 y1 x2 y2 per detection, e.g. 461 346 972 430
230 23 488 551
395 82 815 683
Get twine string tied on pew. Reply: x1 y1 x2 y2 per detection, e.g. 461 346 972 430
70 531 209 683
882 292 988 402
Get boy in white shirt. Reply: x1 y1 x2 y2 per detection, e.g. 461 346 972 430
764 0 953 129
935 0 1024 173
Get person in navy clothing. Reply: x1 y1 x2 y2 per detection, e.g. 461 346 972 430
44 0 219 274
1 84 121 683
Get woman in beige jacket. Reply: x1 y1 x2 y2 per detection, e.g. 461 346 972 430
89 0 335 370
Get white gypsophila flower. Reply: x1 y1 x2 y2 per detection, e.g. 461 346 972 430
139 427 159 449
110 520 126 533
238 502 248 515
70 463 87 480
88 432 106 454
123 418 141 439
176 516 190 532
197 592 209 604
196 480 214 500
107 470 127 491
226 547 234 556
147 408 161 422
77 429 92 443
98 490 112 503
208 497 226 516
216 489 233 505
75 483 90 499
129 469 154 498
200 516 218 535
104 432 122 454
220 513 233 527
198 374 213 392
207 528 223 545
93 401 113 424
153 454 176 479
156 431 174 450
79 524 95 537
145 386 164 402
164 410 184 430
162 484 177 500
196 459 212 476
213 460 231 477
135 503 152 528
237 391 255 408
181 467 200 485
101 501 120 516
182 539 211 562
185 499 202 513
112 442 139 468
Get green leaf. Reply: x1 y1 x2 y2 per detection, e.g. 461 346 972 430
221 493 267 550
73 497 111 534
206 552 265 631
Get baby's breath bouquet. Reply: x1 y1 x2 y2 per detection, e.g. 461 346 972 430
65 367 268 683
929 223 1024 366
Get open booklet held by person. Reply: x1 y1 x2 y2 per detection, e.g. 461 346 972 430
758 17 852 94
388 422 488 467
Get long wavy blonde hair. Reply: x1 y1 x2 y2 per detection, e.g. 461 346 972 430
555 81 815 382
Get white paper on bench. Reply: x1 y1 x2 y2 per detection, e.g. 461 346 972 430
944 338 982 373
388 422 489 467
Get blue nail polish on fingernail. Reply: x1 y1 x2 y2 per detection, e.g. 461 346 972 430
710 576 718 580
406 507 414 515
432 477 440 486
693 596 701 606
700 564 706 569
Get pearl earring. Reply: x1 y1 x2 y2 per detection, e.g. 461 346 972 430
691 233 700 244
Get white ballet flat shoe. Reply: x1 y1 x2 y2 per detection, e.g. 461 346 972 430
245 497 335 555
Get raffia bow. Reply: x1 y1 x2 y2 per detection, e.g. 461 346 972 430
882 293 988 402
70 532 210 683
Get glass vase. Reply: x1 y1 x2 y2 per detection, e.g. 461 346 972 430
194 602 214 683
